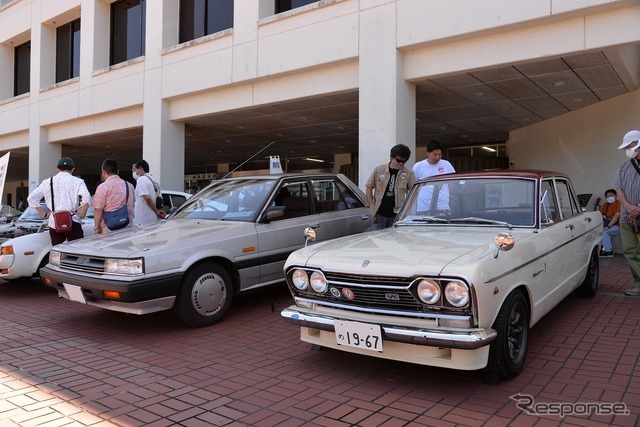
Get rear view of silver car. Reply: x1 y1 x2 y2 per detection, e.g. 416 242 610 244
40 174 372 327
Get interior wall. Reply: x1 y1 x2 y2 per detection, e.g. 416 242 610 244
510 89 640 210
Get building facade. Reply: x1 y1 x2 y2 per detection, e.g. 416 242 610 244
0 0 638 209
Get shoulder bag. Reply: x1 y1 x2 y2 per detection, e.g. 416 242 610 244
50 177 74 233
144 175 164 210
103 182 130 231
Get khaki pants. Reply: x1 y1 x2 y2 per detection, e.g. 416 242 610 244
620 223 640 289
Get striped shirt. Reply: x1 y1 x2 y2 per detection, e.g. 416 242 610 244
612 159 640 224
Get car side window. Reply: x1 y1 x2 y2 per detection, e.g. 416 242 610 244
275 181 312 219
555 179 580 219
540 180 559 226
310 178 361 213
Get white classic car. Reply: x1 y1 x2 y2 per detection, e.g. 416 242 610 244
281 170 601 382
39 174 372 326
0 190 191 282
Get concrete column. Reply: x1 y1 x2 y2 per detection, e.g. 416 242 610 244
143 1 184 191
358 2 416 189
28 0 60 188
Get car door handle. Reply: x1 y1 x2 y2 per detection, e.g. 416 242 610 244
565 224 575 230
361 214 370 221
585 217 592 222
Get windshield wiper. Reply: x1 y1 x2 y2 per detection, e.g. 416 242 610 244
410 216 449 224
449 217 511 227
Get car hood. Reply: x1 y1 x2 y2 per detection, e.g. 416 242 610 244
291 226 535 276
54 219 249 258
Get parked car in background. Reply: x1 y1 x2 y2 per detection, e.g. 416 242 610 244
40 174 372 326
281 170 601 382
0 206 95 281
0 205 21 224
0 190 190 282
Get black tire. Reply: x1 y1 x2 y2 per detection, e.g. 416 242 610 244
35 253 50 276
486 289 529 380
575 249 599 297
174 262 234 327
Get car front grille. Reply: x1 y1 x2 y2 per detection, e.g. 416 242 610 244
60 254 105 274
321 272 423 312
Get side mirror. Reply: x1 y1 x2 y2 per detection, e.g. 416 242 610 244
304 226 316 247
265 206 285 222
494 232 515 258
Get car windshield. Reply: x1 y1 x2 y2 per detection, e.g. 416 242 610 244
396 177 536 227
171 179 276 221
16 206 48 222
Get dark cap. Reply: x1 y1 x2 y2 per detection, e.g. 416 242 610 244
57 157 75 168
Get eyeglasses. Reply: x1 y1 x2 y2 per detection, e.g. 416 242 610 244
394 157 407 164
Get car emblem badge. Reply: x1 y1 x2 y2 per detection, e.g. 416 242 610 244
341 288 355 300
77 257 89 265
362 260 370 268
385 293 400 301
330 287 341 298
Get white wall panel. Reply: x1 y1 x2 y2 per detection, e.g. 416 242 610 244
91 73 144 115
0 103 29 135
162 48 234 99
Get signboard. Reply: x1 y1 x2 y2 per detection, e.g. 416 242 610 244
270 155 283 174
0 152 10 203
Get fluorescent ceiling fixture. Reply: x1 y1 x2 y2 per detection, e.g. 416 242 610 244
304 158 324 163
481 146 497 152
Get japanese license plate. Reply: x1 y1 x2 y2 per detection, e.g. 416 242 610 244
63 283 87 304
334 320 383 352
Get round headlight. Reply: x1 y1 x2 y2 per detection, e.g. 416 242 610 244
291 269 309 290
310 271 327 293
417 279 440 305
445 281 469 307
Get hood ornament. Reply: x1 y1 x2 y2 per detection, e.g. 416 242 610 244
362 260 370 268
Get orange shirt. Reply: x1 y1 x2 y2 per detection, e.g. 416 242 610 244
600 200 621 219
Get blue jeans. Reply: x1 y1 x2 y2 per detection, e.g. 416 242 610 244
373 214 395 230
602 225 621 252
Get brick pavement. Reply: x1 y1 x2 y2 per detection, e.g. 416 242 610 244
0 255 637 426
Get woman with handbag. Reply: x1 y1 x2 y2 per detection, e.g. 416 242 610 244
26 157 91 245
93 159 135 234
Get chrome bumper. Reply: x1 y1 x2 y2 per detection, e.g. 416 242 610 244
281 306 497 350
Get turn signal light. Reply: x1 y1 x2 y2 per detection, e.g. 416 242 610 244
1 246 14 255
103 291 121 300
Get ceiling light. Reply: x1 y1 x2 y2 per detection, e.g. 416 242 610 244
461 134 468 138
473 92 486 97
572 97 584 102
551 81 567 87
500 106 512 111
522 117 531 122
304 158 324 163
438 126 447 130
481 146 497 152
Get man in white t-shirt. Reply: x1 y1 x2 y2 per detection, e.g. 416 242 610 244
132 160 166 227
413 140 456 212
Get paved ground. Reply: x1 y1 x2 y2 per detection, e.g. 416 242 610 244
0 255 638 427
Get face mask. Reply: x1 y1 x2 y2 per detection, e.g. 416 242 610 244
132 171 139 181
606 196 616 204
625 149 637 159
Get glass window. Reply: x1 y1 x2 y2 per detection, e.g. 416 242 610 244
111 0 146 65
14 41 30 96
275 0 318 13
555 179 580 219
179 0 233 44
540 180 559 226
311 179 364 213
56 19 81 83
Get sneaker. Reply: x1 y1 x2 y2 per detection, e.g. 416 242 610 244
624 287 640 296
600 251 614 258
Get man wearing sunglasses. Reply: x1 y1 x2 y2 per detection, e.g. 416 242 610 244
365 144 416 230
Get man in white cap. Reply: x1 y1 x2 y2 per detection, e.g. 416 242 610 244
613 130 640 296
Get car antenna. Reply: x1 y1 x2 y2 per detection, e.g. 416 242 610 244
222 140 277 179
